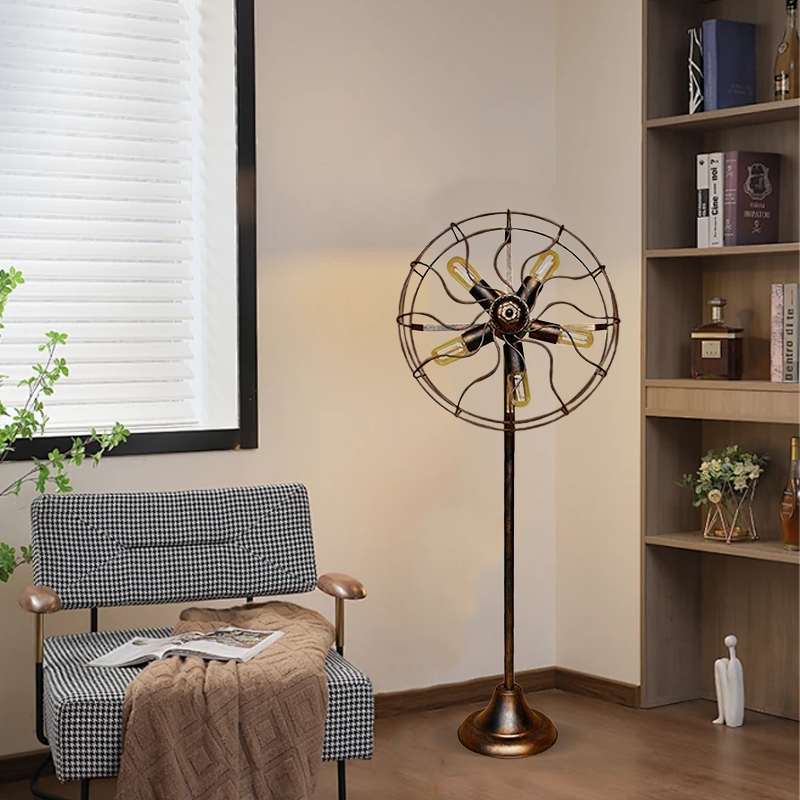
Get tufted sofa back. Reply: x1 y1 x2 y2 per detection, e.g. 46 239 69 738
31 484 317 609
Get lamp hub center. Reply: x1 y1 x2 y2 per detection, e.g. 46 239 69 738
490 295 529 335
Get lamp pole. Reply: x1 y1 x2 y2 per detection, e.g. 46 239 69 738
504 373 515 691
456 348 558 757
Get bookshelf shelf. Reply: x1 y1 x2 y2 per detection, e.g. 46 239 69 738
644 380 800 424
647 242 800 259
647 98 800 131
646 379 799 391
645 532 800 565
642 0 800 721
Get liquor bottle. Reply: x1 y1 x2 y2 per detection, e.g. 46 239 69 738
780 436 800 551
691 298 743 380
774 0 800 100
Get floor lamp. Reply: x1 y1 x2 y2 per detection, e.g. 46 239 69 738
397 211 620 757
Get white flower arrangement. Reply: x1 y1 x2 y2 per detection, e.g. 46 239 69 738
679 445 768 508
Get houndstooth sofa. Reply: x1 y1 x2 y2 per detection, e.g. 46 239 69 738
19 484 373 800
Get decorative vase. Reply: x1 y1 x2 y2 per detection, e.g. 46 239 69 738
702 481 759 544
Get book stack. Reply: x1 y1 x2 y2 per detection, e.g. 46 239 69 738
696 151 781 248
771 283 799 383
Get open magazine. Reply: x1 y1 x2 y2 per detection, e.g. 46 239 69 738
88 627 285 668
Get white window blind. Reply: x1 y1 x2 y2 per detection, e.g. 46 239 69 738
0 0 239 435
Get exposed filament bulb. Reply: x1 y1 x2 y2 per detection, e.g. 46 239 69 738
431 336 468 365
507 370 530 407
518 249 561 309
447 257 482 291
529 321 595 348
431 325 493 366
528 250 560 282
558 325 594 348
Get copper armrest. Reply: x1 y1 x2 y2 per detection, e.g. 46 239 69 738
317 573 366 654
19 586 62 665
18 585 62 615
317 572 367 601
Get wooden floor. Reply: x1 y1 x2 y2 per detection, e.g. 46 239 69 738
5 691 797 800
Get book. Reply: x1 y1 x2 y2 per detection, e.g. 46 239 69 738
784 283 799 384
702 19 756 111
697 154 709 247
708 152 724 247
88 627 285 668
688 27 704 114
723 151 781 246
771 283 785 383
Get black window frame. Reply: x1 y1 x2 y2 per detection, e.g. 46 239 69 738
6 0 258 461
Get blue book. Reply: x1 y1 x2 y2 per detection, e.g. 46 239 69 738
702 19 755 111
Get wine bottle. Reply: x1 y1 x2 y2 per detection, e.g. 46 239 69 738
774 0 800 100
780 436 800 551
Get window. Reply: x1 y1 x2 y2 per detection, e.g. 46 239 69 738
0 0 257 456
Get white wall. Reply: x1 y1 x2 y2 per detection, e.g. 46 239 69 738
554 0 642 684
0 0 560 758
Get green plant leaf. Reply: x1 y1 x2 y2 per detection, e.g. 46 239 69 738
0 268 126 582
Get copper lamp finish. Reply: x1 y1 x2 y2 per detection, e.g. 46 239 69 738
397 211 620 431
457 359 558 757
458 683 557 757
397 211 619 760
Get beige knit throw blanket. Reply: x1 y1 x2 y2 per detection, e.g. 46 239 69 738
115 601 334 800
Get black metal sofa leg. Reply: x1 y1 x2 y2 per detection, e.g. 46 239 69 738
337 760 346 800
30 751 90 800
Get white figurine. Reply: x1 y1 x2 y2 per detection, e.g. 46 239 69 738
713 634 744 728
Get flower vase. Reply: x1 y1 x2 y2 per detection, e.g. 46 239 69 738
703 480 759 544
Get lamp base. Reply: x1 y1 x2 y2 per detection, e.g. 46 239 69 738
457 683 558 758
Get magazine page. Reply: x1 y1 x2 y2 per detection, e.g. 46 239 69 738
167 628 285 663
88 635 183 668
88 627 285 668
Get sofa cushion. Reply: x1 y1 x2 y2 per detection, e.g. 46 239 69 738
43 627 374 782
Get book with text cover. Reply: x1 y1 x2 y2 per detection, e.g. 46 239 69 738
88 627 285 668
708 152 724 247
723 152 781 246
771 283 785 383
702 19 755 111
696 154 709 247
784 283 798 384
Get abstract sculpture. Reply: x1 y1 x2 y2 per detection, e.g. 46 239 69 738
397 211 620 757
713 634 744 727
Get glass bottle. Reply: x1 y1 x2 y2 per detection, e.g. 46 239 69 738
780 436 800 551
691 298 743 380
774 0 800 100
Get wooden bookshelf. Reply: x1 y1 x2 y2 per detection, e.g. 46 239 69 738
647 97 800 131
647 242 800 259
641 0 800 721
645 532 800 565
644 379 800 423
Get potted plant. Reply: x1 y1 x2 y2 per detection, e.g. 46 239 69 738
678 444 768 544
0 268 128 582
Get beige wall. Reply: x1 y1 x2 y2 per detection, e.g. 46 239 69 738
0 0 563 758
554 0 642 684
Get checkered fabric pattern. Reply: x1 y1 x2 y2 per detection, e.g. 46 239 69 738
322 649 375 762
43 627 171 782
44 629 375 782
31 484 317 608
